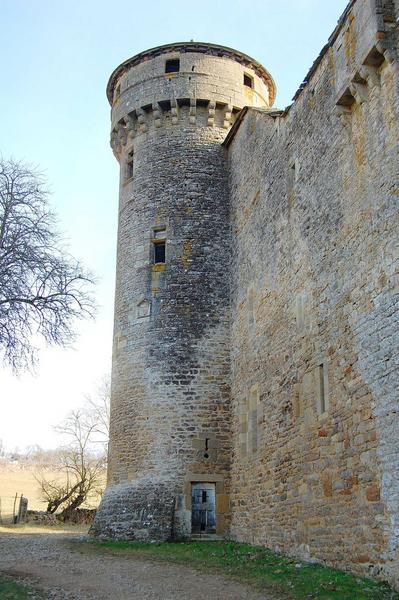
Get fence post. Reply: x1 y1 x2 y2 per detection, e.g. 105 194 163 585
17 495 28 523
12 493 18 524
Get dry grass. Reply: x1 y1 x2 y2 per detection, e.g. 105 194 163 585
0 463 104 521
0 521 89 534
0 464 50 520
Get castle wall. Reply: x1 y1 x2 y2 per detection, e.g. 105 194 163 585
227 0 399 586
94 1 399 587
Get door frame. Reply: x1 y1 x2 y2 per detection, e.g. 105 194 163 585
184 473 229 536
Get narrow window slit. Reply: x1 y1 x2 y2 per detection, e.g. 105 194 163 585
318 364 326 413
154 240 166 264
125 149 134 181
203 437 210 459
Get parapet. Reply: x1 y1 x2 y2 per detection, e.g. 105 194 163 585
107 42 276 107
107 42 276 158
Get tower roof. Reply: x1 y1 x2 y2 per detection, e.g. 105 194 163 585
107 41 276 106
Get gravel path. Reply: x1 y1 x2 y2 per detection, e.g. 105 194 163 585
0 532 280 600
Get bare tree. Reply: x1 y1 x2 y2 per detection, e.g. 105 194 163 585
37 388 109 519
0 158 95 371
86 375 110 441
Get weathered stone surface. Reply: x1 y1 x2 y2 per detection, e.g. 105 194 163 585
94 43 274 541
95 0 399 591
91 477 175 540
226 0 398 588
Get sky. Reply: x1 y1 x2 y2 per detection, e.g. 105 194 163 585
0 0 349 452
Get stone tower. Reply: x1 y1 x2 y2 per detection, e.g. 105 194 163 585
93 42 275 539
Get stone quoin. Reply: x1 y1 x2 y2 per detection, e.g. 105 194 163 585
93 0 399 589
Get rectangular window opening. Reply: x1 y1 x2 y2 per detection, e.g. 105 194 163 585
153 240 166 264
248 386 259 454
318 364 326 413
243 73 254 88
250 410 258 453
125 150 134 180
165 58 180 73
248 286 255 327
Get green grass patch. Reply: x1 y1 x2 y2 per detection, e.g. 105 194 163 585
74 539 398 600
0 575 43 599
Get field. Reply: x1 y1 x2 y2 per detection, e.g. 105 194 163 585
0 461 104 522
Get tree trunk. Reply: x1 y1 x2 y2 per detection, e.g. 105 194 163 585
46 482 81 514
58 492 86 521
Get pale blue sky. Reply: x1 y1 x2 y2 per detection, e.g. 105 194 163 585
0 0 348 450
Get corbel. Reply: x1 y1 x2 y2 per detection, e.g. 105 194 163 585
376 39 396 64
358 66 381 88
171 99 178 125
189 98 196 124
208 101 216 127
124 114 136 141
115 121 127 146
110 130 122 159
349 82 368 105
223 104 233 129
153 102 162 128
332 105 352 128
136 108 148 133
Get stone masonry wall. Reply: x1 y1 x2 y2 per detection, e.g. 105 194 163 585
94 45 274 540
227 0 399 587
94 3 399 586
94 109 232 540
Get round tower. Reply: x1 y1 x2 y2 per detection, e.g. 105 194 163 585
93 42 275 540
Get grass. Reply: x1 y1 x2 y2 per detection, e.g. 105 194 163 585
0 575 43 599
74 539 399 600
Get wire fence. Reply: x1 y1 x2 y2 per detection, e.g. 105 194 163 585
0 493 28 525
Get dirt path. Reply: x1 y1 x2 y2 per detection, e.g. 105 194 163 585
0 531 280 600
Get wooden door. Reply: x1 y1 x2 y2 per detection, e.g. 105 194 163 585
191 483 216 534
